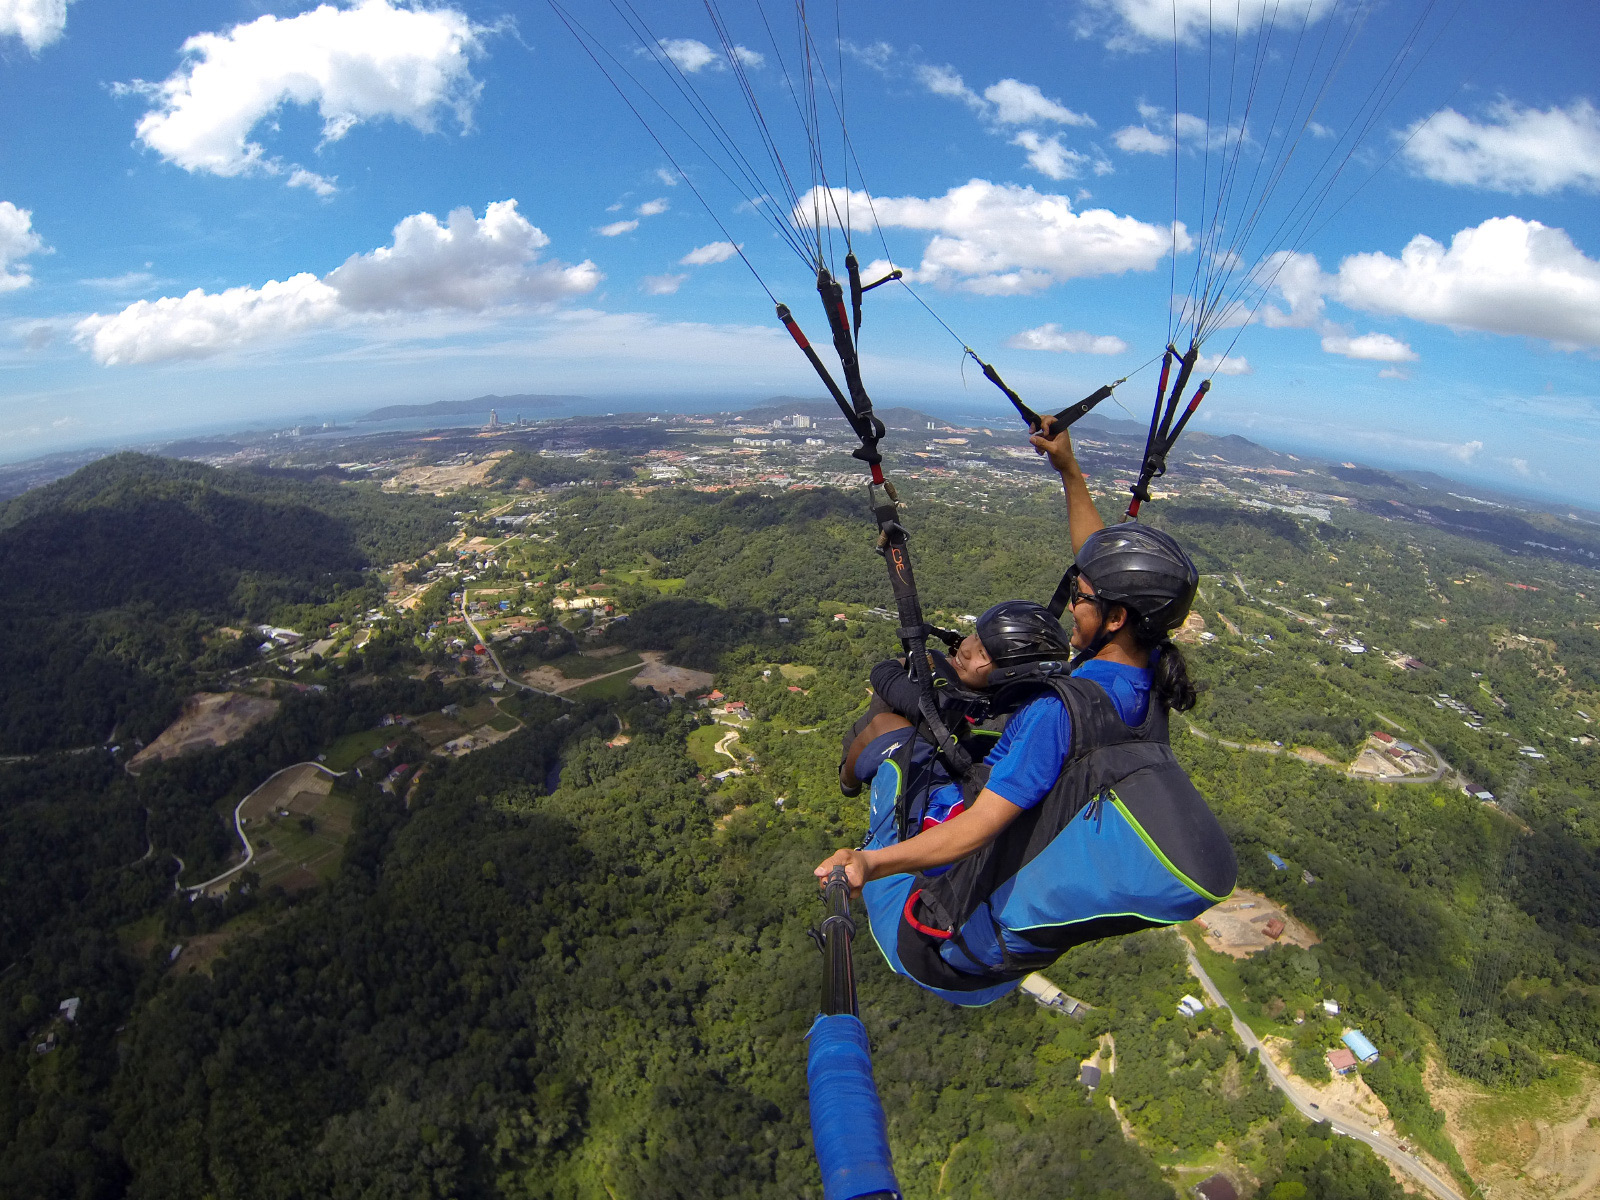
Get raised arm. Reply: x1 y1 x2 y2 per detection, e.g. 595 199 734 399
1030 416 1106 553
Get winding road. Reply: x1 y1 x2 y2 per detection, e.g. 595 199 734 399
177 762 340 896
459 592 572 703
1183 942 1466 1200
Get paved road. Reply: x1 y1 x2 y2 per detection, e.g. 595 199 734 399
1183 943 1466 1200
459 592 571 703
178 762 340 895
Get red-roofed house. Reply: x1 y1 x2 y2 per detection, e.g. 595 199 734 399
1327 1047 1359 1075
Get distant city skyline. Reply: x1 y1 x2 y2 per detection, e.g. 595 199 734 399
2 1 1598 501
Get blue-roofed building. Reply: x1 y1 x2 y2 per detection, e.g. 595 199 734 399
1267 852 1288 871
1342 1029 1379 1064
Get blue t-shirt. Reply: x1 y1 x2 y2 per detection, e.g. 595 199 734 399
982 658 1153 811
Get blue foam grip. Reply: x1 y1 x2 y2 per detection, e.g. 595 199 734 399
807 1014 901 1200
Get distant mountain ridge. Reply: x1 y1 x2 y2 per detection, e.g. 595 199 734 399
359 394 585 422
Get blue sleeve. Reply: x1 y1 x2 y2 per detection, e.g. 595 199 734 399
983 695 1071 811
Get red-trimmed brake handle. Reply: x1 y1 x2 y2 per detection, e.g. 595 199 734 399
776 302 879 466
902 888 952 940
1125 374 1210 519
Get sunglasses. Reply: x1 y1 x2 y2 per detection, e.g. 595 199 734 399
1064 566 1102 610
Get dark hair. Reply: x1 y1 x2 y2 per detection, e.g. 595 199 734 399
1149 636 1198 713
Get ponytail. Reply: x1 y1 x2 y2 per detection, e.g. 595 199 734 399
1149 636 1198 713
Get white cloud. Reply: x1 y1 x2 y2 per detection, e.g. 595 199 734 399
1084 0 1335 46
0 0 72 52
126 0 482 181
657 37 718 73
74 200 599 365
641 274 686 295
1007 324 1128 354
919 68 1093 130
0 201 45 292
1258 250 1328 328
797 180 1186 295
636 198 670 216
1448 439 1484 464
1320 331 1417 362
654 167 679 187
983 79 1093 127
1401 99 1600 195
1115 105 1234 155
916 64 983 112
1197 353 1252 375
731 45 764 69
80 270 158 291
1113 124 1172 154
1377 367 1409 380
680 240 740 266
598 219 639 237
841 40 894 73
287 167 337 197
1332 216 1600 349
1011 131 1090 181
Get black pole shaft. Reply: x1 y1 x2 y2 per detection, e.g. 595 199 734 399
820 867 857 1017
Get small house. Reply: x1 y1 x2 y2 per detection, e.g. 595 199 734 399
1019 973 1084 1017
1372 730 1394 744
1327 1047 1359 1075
1263 917 1286 940
1177 994 1205 1018
58 997 81 1023
1322 998 1340 1016
1078 1064 1102 1091
1267 852 1288 871
1342 1028 1380 1064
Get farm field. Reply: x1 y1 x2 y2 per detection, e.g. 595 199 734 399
571 669 644 701
544 650 642 680
321 728 393 771
245 785 357 894
686 724 726 773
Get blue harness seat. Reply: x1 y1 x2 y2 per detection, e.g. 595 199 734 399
859 672 1236 1007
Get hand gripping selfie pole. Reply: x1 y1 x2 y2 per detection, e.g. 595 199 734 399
807 866 901 1200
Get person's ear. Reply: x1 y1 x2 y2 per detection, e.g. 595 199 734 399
1104 603 1129 634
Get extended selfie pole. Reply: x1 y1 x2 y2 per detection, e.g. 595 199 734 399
807 866 901 1200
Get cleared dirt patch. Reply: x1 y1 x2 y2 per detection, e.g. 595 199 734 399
383 452 509 494
1429 1055 1600 1200
632 652 714 696
130 692 280 773
1194 888 1320 958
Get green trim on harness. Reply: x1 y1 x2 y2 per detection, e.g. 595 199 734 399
1108 789 1233 904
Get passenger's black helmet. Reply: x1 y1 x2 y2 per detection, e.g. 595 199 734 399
1075 522 1198 640
976 600 1074 667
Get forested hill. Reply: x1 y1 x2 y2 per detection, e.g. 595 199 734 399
0 454 451 752
5 451 1600 1198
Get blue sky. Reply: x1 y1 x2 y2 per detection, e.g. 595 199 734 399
2 1 1598 503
